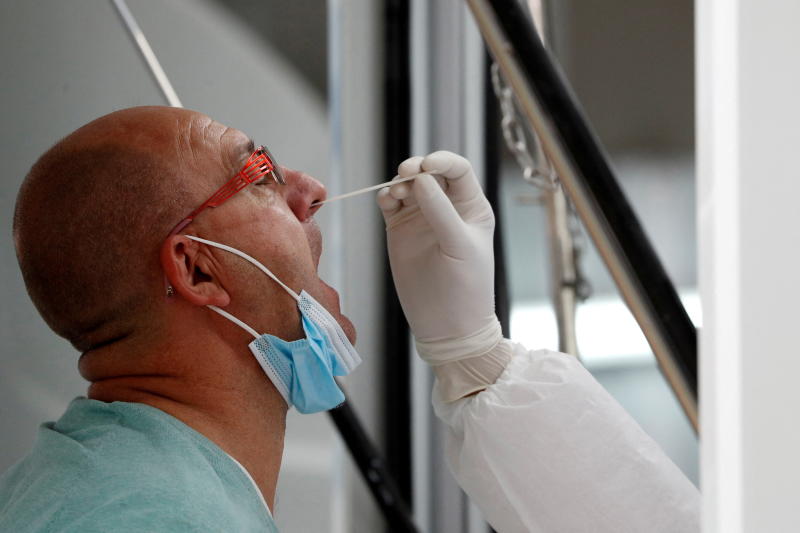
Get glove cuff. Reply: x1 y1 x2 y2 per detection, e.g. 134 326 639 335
432 339 514 403
415 319 504 365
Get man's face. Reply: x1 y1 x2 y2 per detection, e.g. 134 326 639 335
181 114 355 343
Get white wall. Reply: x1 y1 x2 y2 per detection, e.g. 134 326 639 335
698 1 800 531
0 1 384 531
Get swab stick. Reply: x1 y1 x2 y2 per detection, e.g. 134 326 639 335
311 174 417 207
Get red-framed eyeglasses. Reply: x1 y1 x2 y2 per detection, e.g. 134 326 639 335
168 145 285 236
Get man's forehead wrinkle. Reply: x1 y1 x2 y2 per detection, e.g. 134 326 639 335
220 126 254 171
174 115 212 177
171 118 192 179
198 115 220 144
185 116 199 170
163 114 246 193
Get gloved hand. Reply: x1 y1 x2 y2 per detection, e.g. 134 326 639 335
377 151 510 401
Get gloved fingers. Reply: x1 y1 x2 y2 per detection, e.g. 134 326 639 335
377 187 401 219
389 175 418 207
421 151 471 178
378 173 420 220
389 181 411 199
398 156 425 178
421 151 483 203
413 173 470 256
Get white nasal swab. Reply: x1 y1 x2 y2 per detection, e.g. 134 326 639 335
311 174 418 207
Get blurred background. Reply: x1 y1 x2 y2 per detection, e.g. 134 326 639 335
0 1 696 532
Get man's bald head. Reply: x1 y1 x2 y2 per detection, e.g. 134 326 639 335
13 106 249 352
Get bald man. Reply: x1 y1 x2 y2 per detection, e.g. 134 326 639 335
1 106 348 532
2 106 699 532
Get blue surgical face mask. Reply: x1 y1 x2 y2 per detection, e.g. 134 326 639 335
185 235 361 414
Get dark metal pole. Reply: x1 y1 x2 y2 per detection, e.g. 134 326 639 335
466 0 698 430
329 402 418 532
382 0 413 512
484 50 510 339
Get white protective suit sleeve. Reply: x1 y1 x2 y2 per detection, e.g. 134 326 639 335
378 151 700 532
432 339 701 533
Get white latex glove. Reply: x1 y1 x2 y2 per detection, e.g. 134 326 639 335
377 151 510 401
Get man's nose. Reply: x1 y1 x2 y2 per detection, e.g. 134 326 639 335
280 166 327 221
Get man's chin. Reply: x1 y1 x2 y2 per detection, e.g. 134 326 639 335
339 314 357 345
317 279 357 345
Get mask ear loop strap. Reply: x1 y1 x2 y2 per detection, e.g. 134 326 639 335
208 305 259 339
184 235 301 302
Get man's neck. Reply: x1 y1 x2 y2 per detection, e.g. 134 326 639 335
80 331 287 511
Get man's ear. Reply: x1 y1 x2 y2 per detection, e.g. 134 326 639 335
160 235 231 307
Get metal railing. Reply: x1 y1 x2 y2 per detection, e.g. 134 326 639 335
466 0 699 432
